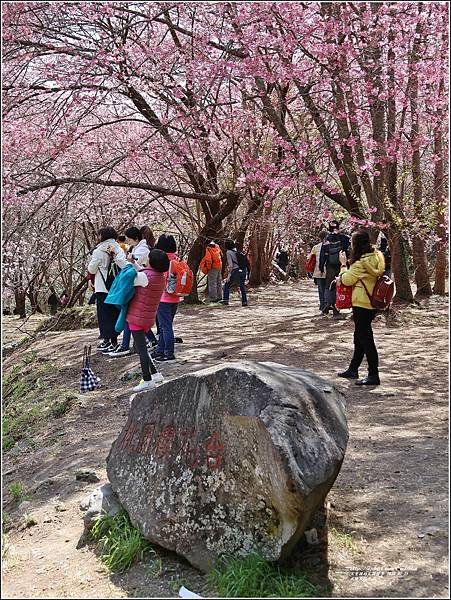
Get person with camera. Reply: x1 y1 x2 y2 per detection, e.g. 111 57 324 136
108 226 157 357
88 226 127 353
337 229 385 386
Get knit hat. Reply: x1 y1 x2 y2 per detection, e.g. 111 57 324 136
148 249 170 273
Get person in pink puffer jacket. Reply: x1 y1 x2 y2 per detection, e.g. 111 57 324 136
126 249 170 392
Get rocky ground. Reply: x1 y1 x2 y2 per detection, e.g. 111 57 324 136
2 279 449 598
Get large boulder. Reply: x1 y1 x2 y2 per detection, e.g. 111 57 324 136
106 362 347 571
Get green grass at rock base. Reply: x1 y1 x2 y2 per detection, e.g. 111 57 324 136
90 511 158 574
207 553 320 598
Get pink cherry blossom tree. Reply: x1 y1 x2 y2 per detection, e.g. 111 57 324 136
2 2 448 310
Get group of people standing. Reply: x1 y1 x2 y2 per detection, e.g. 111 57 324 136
199 239 250 306
87 226 182 392
86 218 388 393
308 220 351 317
87 228 250 392
308 220 391 386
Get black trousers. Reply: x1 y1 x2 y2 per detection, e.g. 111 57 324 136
324 264 340 306
96 292 119 344
131 330 158 381
349 306 379 376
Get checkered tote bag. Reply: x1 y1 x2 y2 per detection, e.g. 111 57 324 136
80 345 101 393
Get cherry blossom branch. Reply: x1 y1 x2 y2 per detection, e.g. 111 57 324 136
17 177 227 203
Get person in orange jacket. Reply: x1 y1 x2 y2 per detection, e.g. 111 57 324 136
200 240 223 302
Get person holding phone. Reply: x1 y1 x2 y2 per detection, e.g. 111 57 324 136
88 226 127 353
108 226 155 358
337 229 385 386
123 226 150 267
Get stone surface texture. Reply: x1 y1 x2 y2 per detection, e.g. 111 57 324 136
106 361 348 571
80 483 122 531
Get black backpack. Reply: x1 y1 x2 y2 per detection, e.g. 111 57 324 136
235 250 249 272
327 240 342 267
100 252 120 290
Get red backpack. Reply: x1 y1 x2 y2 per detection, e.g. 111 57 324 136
362 275 395 310
166 259 194 296
306 254 316 274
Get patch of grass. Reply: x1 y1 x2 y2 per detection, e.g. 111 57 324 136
145 554 164 578
8 482 30 504
330 527 361 554
2 532 10 561
2 335 30 358
24 514 38 528
169 577 194 594
2 417 14 451
37 306 98 332
90 511 155 573
50 394 77 418
208 553 318 598
2 354 76 450
22 350 38 365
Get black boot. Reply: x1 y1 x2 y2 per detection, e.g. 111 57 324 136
337 369 359 379
355 374 380 386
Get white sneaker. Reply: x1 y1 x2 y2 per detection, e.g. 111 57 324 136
108 346 131 357
100 343 118 354
132 379 157 393
97 340 110 351
152 372 164 383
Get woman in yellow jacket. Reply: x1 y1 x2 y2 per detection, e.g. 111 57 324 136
337 229 385 386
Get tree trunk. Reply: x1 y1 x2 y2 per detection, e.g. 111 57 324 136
27 281 43 314
185 236 211 304
433 80 447 295
412 236 432 298
410 9 432 299
248 225 265 286
383 24 414 304
14 288 26 318
433 225 447 296
248 207 272 287
298 244 308 278
184 193 242 304
67 278 89 307
234 195 262 250
388 231 414 303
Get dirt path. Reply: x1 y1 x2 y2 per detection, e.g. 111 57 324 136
2 280 449 598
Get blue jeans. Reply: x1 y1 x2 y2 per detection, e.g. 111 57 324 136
223 269 247 304
156 302 178 357
316 278 327 311
121 321 158 350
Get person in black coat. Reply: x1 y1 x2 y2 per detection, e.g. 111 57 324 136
276 249 289 273
319 220 350 316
